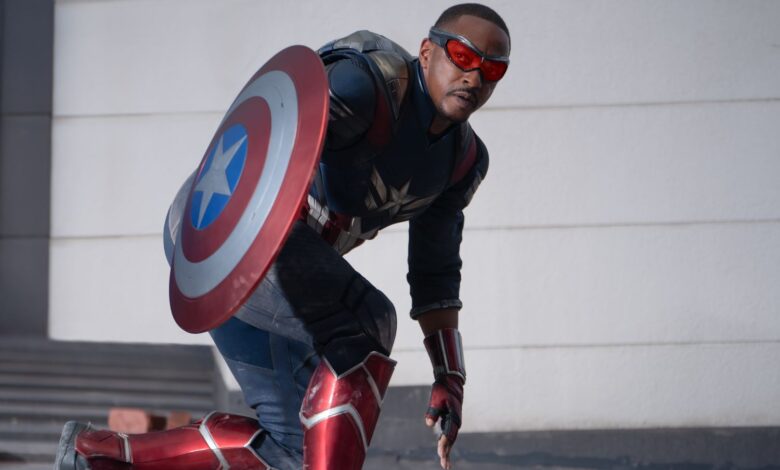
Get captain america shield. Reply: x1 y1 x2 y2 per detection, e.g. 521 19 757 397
169 45 328 333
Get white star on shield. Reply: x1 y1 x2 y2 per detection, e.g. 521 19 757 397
193 134 247 228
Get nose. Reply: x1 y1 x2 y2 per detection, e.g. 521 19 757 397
462 68 482 88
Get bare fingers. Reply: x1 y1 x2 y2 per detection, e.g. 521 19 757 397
438 435 452 469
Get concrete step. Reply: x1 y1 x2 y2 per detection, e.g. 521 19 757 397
0 464 51 470
0 374 213 396
0 339 211 366
0 338 211 359
0 338 219 466
0 439 57 464
0 388 213 411
0 420 104 443
0 419 107 433
0 420 79 437
0 350 210 370
0 403 115 424
0 361 212 382
0 403 208 423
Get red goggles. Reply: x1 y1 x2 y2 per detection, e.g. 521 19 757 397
428 28 509 82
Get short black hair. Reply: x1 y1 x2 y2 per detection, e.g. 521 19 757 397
434 3 510 44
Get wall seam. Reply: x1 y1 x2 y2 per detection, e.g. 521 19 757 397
49 96 780 120
48 217 780 241
392 339 780 353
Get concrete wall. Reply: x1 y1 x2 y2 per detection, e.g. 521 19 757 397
0 0 53 336
48 0 780 432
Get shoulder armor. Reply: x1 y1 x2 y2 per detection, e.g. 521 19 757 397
319 30 412 120
319 30 413 59
365 50 410 120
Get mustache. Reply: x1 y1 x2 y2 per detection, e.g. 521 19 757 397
447 87 478 102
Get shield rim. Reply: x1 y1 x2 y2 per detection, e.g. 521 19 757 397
169 45 328 333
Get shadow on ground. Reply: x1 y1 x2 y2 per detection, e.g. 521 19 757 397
366 386 780 470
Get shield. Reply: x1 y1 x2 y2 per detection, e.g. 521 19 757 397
169 45 329 333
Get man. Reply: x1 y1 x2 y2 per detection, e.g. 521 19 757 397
56 3 510 469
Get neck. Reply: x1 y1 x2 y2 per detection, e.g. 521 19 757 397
428 114 453 136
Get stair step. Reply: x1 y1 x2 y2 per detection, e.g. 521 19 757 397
0 430 59 443
0 403 115 423
0 439 57 463
0 463 51 469
0 388 213 410
0 362 212 381
0 337 219 465
0 420 80 436
0 374 213 395
0 420 106 443
0 338 212 359
0 403 208 423
0 350 211 370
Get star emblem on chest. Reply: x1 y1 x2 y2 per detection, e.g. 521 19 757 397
364 167 438 222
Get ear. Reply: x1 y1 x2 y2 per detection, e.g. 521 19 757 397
419 38 434 71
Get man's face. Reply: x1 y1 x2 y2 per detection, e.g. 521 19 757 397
420 15 510 127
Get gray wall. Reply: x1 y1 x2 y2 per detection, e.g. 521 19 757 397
0 0 53 336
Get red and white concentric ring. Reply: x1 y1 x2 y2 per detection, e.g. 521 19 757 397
169 46 328 333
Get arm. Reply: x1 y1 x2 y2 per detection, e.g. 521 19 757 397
407 135 488 318
418 307 458 335
408 141 488 469
418 307 461 470
417 308 465 470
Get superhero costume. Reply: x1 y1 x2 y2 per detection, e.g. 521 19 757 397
57 30 485 470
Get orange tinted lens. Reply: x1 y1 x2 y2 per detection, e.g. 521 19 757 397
445 39 481 70
481 59 508 81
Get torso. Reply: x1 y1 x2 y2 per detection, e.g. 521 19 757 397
302 32 477 254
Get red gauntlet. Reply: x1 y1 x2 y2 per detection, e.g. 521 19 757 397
423 328 466 444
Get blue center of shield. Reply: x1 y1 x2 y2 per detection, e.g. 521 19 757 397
190 124 248 230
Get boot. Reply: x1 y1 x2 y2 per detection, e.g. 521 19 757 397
55 412 273 469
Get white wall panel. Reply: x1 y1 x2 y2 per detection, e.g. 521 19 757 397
468 101 780 228
49 236 210 345
54 0 780 117
50 113 221 237
490 0 780 107
50 101 780 238
49 0 780 430
391 342 780 431
347 222 780 350
53 0 450 117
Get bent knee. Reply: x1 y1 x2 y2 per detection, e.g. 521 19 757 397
340 275 397 354
357 286 397 355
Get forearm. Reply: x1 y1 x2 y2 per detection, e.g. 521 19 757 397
417 308 459 336
418 306 465 468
